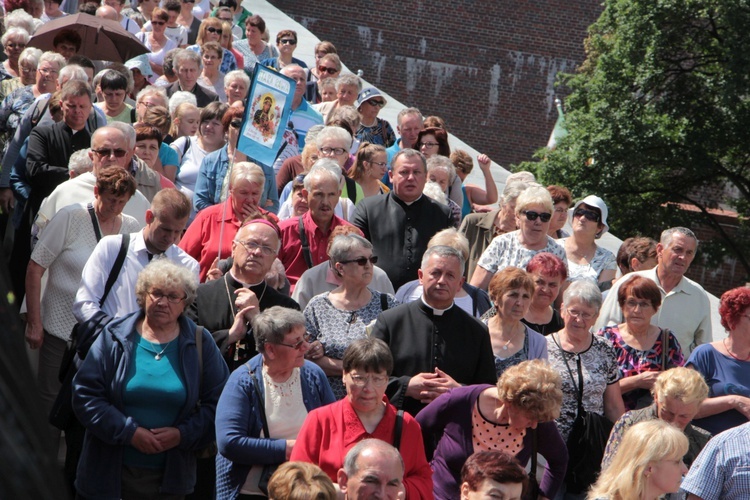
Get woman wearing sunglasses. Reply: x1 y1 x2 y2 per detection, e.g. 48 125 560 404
559 195 617 290
186 17 238 75
470 185 568 291
302 233 399 399
136 8 178 76
355 87 396 148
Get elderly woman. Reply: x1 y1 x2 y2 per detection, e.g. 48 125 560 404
0 45 39 102
198 41 227 101
172 101 228 216
186 17 238 75
460 451 528 500
356 87 396 147
25 168 139 451
417 359 568 500
215 306 335 499
303 233 399 398
546 280 624 498
470 185 568 291
559 195 617 287
547 185 573 239
224 69 250 107
597 276 685 410
233 14 279 74
0 27 30 81
260 30 307 72
193 105 279 215
136 8 178 77
522 253 567 336
180 161 278 281
588 420 688 500
292 338 433 498
687 286 750 435
73 259 229 499
602 367 711 472
482 267 548 376
350 142 389 198
395 228 491 318
267 462 336 500
313 73 361 122
427 155 462 226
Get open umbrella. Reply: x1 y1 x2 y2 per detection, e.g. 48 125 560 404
28 13 148 63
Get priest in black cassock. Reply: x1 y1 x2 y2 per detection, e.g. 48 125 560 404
187 219 299 371
371 245 496 417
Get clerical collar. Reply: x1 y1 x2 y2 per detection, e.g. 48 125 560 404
420 296 453 316
229 270 264 289
393 193 423 206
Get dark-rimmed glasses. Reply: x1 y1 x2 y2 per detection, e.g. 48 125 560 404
276 332 313 350
93 148 128 158
573 208 601 223
339 256 378 266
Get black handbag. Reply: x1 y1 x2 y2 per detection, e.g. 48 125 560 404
523 428 541 500
251 372 279 496
561 346 613 494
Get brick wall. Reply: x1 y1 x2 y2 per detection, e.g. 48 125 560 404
266 0 604 168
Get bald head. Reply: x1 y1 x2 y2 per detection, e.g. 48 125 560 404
96 5 118 19
90 126 132 174
231 220 281 282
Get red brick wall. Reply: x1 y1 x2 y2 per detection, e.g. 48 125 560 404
266 0 604 168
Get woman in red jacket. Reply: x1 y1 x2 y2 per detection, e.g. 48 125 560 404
291 337 433 499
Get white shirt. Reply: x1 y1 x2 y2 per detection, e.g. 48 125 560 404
73 230 200 322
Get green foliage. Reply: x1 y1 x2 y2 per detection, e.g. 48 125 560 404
518 0 750 277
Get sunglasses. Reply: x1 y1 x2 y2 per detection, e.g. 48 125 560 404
366 100 385 107
573 208 601 223
230 119 242 128
279 38 297 45
205 26 221 34
93 148 128 158
522 210 552 222
317 66 338 75
151 20 166 25
339 256 378 266
182 0 195 3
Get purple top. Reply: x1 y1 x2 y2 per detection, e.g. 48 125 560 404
416 384 568 500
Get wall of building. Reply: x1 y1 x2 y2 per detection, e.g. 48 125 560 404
267 0 604 168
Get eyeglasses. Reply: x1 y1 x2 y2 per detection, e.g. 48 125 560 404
38 67 59 76
369 161 388 168
151 20 166 25
348 373 389 388
202 54 219 60
205 26 221 34
148 290 187 304
339 256 378 266
317 66 338 75
319 147 347 156
366 100 385 107
138 100 158 108
236 239 276 256
20 66 35 73
573 208 601 223
5 42 25 50
230 119 242 128
275 332 313 350
93 148 128 158
566 308 595 321
419 142 439 148
624 299 652 309
522 210 552 222
279 38 296 45
182 0 195 3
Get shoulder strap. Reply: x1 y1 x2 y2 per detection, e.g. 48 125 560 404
379 118 388 145
251 371 270 437
380 293 388 311
87 203 102 241
529 428 538 482
344 176 357 204
130 107 137 123
274 141 287 161
393 409 403 450
99 233 130 307
194 325 204 407
554 333 584 415
31 97 50 128
298 216 313 269
661 328 669 371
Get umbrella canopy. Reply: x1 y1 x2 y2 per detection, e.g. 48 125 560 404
28 13 148 63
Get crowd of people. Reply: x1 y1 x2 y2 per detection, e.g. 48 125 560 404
0 0 748 499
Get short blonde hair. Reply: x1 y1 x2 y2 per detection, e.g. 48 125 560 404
515 185 553 215
229 162 265 189
496 359 562 422
135 259 198 309
588 420 688 500
428 228 469 262
267 462 336 500
652 367 709 406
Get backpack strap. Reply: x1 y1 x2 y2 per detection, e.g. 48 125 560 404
298 216 313 269
100 233 130 307
344 176 357 204
380 293 388 311
393 409 403 450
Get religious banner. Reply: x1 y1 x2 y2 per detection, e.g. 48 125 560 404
236 63 295 168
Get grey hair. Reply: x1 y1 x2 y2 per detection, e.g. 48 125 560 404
305 124 325 145
304 159 342 191
60 64 89 84
316 125 353 151
421 245 465 275
252 306 306 354
515 185 553 215
428 228 470 262
343 439 404 478
229 161 265 188
501 181 530 207
335 73 362 91
173 48 202 71
4 10 34 34
422 181 448 206
18 46 42 68
135 259 198 309
397 107 423 126
39 51 66 71
391 148 427 171
506 171 536 184
280 63 305 76
562 279 603 312
224 69 250 88
660 227 699 250
68 148 93 175
426 155 456 185
136 86 168 107
168 91 197 115
1 27 30 45
326 105 360 131
329 233 373 265
107 122 136 150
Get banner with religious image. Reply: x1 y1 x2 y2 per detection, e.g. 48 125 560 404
236 64 295 168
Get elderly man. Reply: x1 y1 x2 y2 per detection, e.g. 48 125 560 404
281 64 323 149
338 439 406 500
73 188 197 325
371 246 496 416
187 219 299 371
278 161 356 288
383 107 424 187
313 73 361 123
595 227 711 354
166 49 219 108
353 149 453 290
